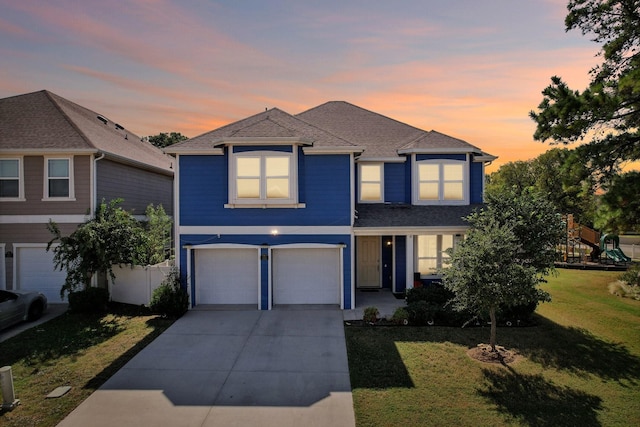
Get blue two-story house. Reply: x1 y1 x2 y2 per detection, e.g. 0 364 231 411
165 101 496 310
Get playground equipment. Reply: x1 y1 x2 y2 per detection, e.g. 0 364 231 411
600 234 632 263
563 214 632 264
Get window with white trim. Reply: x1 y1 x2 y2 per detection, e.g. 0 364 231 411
415 159 466 204
359 163 383 202
416 234 455 276
0 158 22 199
229 151 296 205
44 157 74 199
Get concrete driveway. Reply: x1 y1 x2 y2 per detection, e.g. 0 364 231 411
57 308 355 427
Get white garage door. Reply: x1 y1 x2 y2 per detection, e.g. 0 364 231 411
272 248 340 305
195 249 259 305
16 246 67 302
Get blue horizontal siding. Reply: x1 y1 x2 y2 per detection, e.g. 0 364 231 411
179 155 227 225
384 163 407 203
178 152 351 226
470 161 484 203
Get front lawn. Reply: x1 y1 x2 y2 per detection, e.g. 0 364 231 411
0 304 174 427
346 269 640 427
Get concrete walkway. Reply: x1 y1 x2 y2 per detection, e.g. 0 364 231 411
57 309 355 427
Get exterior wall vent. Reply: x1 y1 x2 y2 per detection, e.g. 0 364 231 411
97 115 108 124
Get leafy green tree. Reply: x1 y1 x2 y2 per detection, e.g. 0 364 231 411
532 148 597 225
487 148 597 226
486 160 536 194
144 204 173 264
443 188 564 351
595 171 640 232
530 0 640 180
147 132 188 148
47 199 150 298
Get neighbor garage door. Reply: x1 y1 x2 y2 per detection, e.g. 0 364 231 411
15 245 67 302
272 248 340 305
194 249 259 305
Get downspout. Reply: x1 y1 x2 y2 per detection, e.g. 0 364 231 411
91 152 106 289
92 152 105 217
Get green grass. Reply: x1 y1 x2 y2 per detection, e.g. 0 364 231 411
0 304 174 427
346 269 640 427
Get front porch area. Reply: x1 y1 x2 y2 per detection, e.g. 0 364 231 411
344 288 406 321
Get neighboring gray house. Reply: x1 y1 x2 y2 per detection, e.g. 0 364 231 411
0 90 174 301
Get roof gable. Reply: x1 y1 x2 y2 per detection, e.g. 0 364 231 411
169 107 356 153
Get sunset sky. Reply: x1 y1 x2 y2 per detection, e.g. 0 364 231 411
0 0 600 172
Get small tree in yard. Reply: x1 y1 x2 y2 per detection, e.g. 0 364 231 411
442 188 564 352
47 199 150 299
144 204 173 264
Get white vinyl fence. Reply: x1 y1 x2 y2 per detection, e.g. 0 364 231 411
109 260 173 306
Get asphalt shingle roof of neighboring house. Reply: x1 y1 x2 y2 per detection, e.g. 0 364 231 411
354 203 484 228
0 90 173 174
168 107 357 152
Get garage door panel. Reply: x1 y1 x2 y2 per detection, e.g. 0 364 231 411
272 248 340 305
16 246 67 302
195 249 259 305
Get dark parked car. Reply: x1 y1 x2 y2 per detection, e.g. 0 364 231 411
0 289 48 331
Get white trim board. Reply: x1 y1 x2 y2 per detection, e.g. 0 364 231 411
179 225 352 235
0 215 89 224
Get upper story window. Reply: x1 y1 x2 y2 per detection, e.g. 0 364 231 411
44 157 75 200
359 163 383 202
228 150 300 207
414 159 467 205
0 158 23 200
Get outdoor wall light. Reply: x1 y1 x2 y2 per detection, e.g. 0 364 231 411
271 229 279 236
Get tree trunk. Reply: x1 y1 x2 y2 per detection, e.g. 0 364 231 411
489 306 497 352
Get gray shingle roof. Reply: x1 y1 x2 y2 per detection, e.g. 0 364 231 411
354 203 484 228
169 107 356 151
399 130 483 152
168 100 494 159
297 101 426 158
0 90 173 174
297 101 487 158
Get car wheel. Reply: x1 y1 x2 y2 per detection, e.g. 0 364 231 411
28 301 44 321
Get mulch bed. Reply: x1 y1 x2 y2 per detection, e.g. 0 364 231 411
467 344 519 365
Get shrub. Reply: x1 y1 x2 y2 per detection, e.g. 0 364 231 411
405 282 537 326
68 287 110 313
609 280 640 300
363 306 379 323
391 307 409 325
150 268 189 318
406 300 439 325
406 284 455 305
620 264 640 287
497 301 538 322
